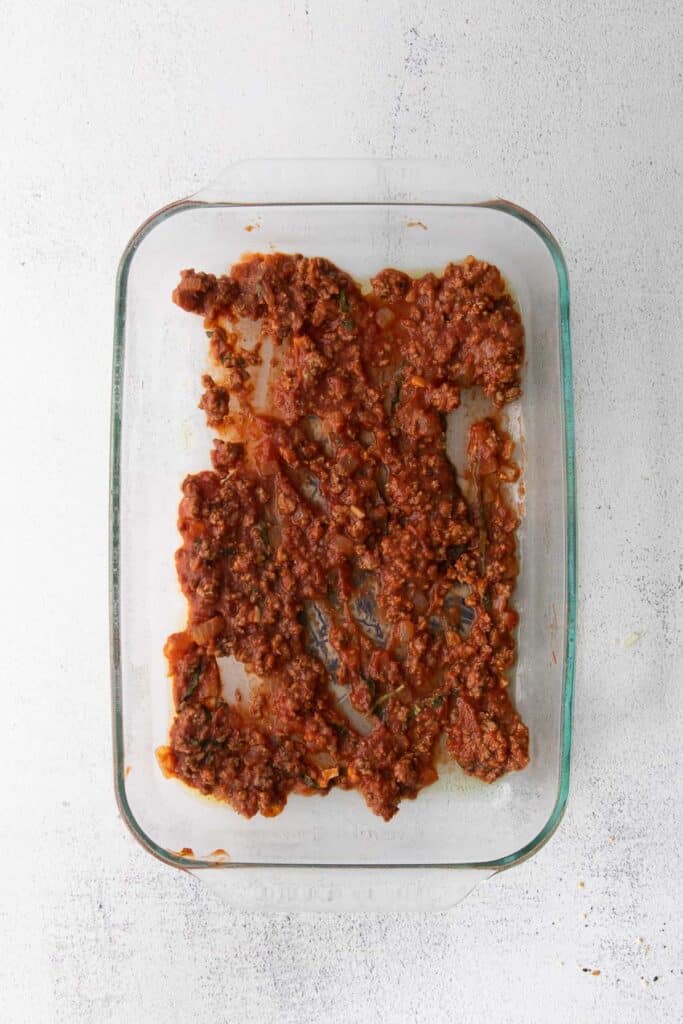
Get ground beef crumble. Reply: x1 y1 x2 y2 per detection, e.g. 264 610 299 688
158 252 528 820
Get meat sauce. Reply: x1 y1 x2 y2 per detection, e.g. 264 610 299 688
157 253 529 821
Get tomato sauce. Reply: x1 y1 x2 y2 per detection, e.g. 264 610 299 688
157 253 529 820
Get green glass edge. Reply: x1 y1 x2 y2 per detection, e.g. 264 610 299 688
110 198 576 874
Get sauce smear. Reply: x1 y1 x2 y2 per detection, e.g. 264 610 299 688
158 253 529 821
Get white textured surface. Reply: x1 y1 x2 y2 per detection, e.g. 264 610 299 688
1 1 681 1021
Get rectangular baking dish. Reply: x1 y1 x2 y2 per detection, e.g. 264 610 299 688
110 159 575 911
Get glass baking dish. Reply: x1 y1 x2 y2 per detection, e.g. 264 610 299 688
110 159 575 911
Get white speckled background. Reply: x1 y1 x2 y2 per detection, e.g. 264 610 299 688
1 1 681 1021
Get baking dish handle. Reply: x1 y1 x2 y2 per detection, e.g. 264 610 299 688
188 865 493 913
192 158 494 206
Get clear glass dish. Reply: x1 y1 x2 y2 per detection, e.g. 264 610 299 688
110 159 575 911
